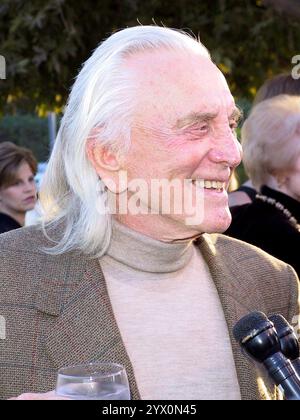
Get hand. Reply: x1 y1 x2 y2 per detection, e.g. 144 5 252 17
10 391 69 400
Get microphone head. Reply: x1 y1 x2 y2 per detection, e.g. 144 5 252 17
269 314 300 361
269 314 292 336
233 311 280 363
233 311 269 344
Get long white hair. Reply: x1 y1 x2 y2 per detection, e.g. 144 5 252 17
40 25 210 257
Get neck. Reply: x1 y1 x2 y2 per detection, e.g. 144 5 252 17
115 213 202 243
0 206 25 226
106 217 195 273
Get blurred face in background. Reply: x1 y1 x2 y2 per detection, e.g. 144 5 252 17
0 161 37 222
281 152 300 201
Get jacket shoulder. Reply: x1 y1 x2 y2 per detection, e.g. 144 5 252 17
211 233 295 273
0 224 52 254
206 232 299 295
0 224 86 306
208 233 299 318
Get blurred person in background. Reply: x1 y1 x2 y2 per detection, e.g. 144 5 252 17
0 142 37 234
228 172 256 207
226 95 300 276
228 169 257 207
253 73 300 106
229 74 300 207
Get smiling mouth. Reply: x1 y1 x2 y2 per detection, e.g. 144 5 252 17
191 179 227 192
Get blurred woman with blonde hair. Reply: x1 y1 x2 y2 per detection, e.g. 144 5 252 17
229 73 300 207
226 95 300 276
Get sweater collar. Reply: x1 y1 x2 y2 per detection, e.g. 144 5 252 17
105 219 194 273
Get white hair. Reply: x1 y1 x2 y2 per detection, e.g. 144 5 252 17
39 25 211 257
242 94 300 189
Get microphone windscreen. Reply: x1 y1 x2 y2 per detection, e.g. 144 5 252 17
233 311 269 343
269 314 291 336
269 313 299 361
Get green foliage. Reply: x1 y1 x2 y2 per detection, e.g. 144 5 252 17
0 0 140 113
236 163 248 185
0 0 299 112
0 114 49 161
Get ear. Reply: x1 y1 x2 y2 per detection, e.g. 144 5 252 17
86 138 128 194
86 139 121 175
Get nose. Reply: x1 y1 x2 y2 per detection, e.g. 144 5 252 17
209 131 242 169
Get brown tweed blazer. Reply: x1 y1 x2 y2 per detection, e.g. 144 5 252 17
0 224 299 400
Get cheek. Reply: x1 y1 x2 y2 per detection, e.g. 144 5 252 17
169 144 208 175
126 155 160 180
1 188 22 204
126 144 172 180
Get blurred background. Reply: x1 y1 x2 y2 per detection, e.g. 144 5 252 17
0 0 299 183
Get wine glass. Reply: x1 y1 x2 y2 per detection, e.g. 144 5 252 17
55 362 131 400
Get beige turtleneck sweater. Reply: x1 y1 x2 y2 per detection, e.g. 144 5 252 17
100 220 241 400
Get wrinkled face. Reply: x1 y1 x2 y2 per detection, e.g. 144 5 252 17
0 161 37 216
120 49 242 237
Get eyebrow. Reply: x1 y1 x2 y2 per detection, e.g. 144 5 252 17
174 112 218 130
174 107 243 131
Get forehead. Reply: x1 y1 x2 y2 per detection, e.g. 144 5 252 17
1 161 33 189
15 161 33 178
126 49 234 124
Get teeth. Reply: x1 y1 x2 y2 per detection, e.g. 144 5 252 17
219 182 226 189
191 179 225 190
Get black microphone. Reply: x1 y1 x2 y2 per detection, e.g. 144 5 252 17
233 311 300 400
269 314 300 377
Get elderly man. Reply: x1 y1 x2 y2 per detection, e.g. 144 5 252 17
0 26 299 401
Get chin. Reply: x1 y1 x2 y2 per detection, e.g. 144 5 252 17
203 213 232 234
24 203 36 212
182 218 231 236
173 207 232 234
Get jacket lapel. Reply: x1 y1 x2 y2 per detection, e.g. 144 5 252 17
198 234 278 400
36 255 140 400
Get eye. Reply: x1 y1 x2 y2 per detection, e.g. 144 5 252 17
183 122 210 140
200 123 208 130
198 123 210 133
